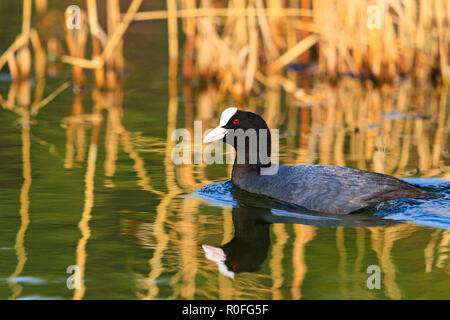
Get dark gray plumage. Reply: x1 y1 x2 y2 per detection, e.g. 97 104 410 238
232 164 436 214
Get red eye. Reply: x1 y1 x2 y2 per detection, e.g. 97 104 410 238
233 119 239 124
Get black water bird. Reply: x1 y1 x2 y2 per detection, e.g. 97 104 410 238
203 108 439 215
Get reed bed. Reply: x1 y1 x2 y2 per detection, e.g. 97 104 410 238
1 0 449 97
144 0 450 98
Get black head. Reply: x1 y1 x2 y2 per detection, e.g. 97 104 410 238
203 108 272 168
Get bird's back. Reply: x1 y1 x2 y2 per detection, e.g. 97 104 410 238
232 165 436 214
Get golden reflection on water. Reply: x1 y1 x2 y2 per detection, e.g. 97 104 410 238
73 88 103 300
8 110 31 300
2 70 449 299
270 224 288 300
336 227 349 299
291 225 316 300
368 225 415 300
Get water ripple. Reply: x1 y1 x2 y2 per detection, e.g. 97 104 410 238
195 178 450 229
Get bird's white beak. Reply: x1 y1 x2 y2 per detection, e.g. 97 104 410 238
203 126 228 143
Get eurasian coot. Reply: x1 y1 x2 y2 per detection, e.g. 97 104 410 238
203 107 439 215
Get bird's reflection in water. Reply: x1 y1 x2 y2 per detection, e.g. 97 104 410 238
203 205 271 278
200 183 401 279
